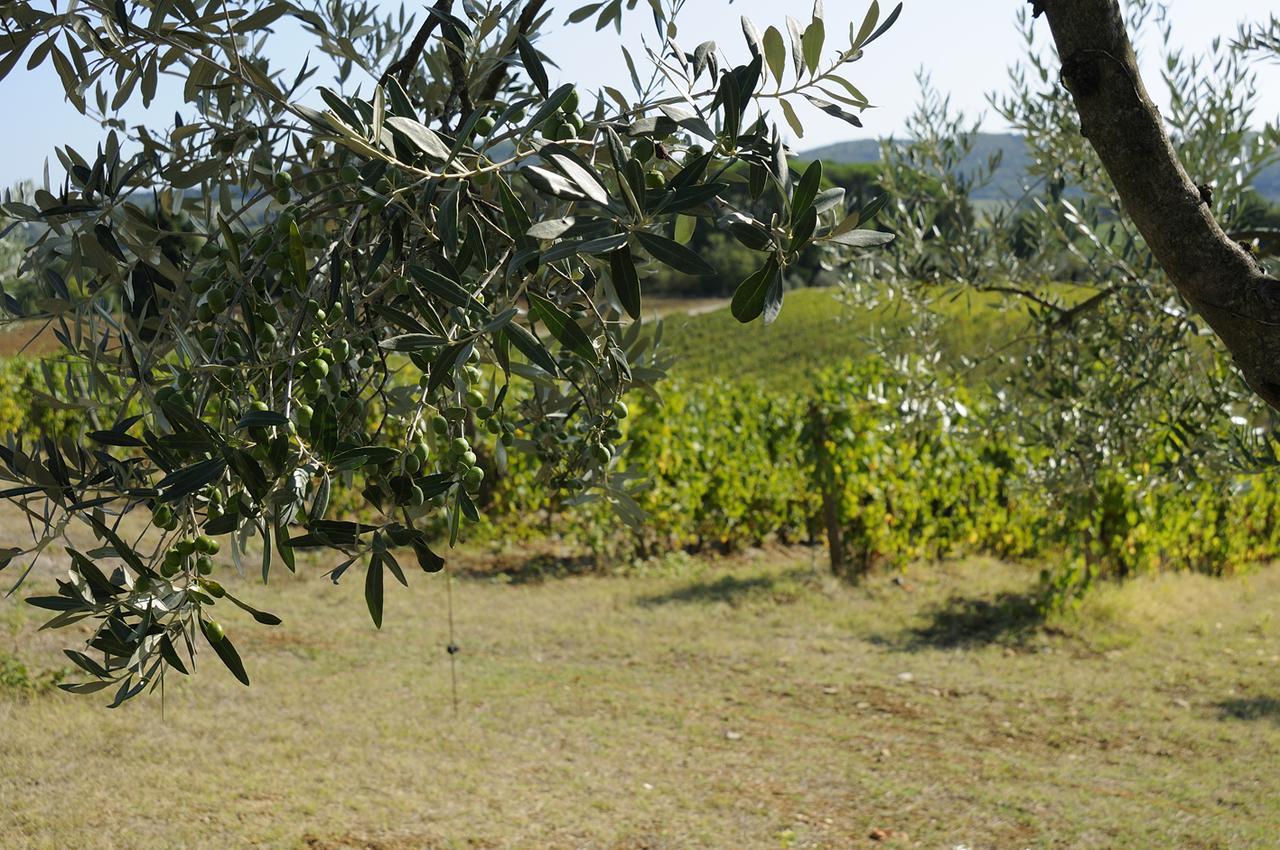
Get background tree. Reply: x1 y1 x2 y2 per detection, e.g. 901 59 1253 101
1033 0 1280 410
837 0 1279 600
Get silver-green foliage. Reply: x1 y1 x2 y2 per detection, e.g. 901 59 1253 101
0 0 899 701
844 0 1280 601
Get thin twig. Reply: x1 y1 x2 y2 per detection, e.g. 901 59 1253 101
446 565 459 716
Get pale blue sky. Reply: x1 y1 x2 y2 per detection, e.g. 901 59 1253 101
1 0 1276 186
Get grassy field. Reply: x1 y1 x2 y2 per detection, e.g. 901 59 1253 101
3 542 1280 849
653 288 1031 391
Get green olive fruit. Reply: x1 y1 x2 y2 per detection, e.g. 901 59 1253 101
404 453 422 474
339 164 360 182
333 339 351 361
196 555 214 575
253 232 273 253
475 115 496 135
645 169 666 189
465 389 485 408
152 505 173 527
206 289 227 312
568 112 585 132
561 87 580 114
612 400 629 419
450 436 470 455
486 419 501 435
553 121 575 141
163 548 183 569
459 450 477 468
176 539 196 557
631 138 656 163
358 353 375 369
501 432 515 447
199 240 222 259
431 415 449 435
463 466 484 489
258 303 279 324
196 535 219 555
308 359 329 380
591 443 613 464
190 276 213 295
273 171 293 190
476 404 493 420
295 404 313 428
205 620 225 642
408 485 425 507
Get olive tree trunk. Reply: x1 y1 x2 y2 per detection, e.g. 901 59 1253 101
1034 0 1280 409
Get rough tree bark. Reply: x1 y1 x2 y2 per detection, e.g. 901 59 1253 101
1034 0 1280 409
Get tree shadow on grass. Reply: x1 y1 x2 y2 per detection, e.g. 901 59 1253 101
884 589 1048 650
453 552 598 585
1215 697 1280 724
635 569 811 608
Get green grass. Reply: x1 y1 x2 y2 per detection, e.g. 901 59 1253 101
4 541 1280 849
654 288 1031 391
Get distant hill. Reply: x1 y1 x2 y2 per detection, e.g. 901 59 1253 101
804 132 1280 203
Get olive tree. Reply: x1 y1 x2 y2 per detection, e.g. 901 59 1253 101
1032 0 1280 409
838 0 1279 601
0 0 899 700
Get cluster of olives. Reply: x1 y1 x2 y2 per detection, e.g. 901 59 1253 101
150 502 180 532
296 340 344 401
271 170 293 205
535 88 584 141
429 415 485 490
158 533 220 578
528 398 627 484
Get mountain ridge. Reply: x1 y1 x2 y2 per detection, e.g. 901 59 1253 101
803 132 1280 203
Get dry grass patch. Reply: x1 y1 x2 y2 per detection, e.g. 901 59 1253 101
2 547 1280 849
